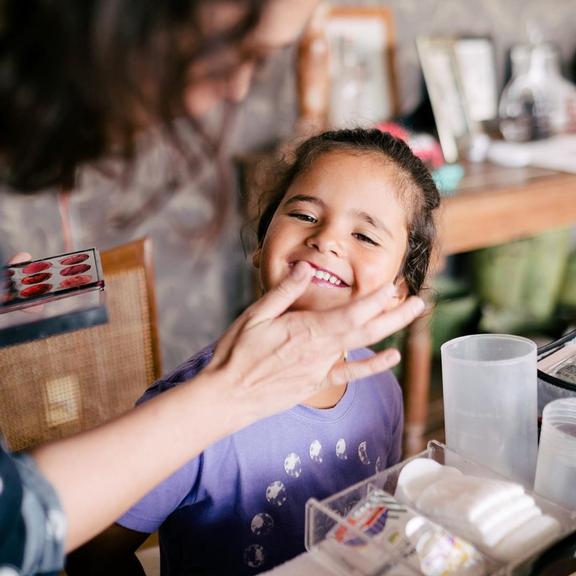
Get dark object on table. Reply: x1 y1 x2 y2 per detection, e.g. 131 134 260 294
522 530 576 575
537 328 576 414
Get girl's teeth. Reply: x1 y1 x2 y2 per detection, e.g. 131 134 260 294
313 269 342 285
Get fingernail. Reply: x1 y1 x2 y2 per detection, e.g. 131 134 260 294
386 349 401 365
411 297 425 315
290 261 309 280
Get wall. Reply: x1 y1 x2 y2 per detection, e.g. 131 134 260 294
349 0 576 115
1 0 575 372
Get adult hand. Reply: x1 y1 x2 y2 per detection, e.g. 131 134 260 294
208 262 425 422
8 252 32 265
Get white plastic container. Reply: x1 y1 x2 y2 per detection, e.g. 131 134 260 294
534 398 576 509
305 442 576 576
441 334 538 485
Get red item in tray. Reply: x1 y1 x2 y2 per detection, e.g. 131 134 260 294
1 248 104 312
60 253 90 265
59 275 92 289
21 283 52 298
60 264 91 276
21 273 52 285
22 261 52 274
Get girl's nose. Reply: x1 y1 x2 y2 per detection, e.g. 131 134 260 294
305 229 342 256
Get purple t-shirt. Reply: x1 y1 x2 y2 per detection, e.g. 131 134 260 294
118 346 403 575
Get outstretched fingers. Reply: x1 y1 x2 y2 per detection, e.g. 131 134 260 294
337 296 425 352
212 272 423 401
305 286 425 353
328 348 403 387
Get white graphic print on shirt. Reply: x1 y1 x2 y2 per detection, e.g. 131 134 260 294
335 438 347 460
243 438 373 570
309 440 323 463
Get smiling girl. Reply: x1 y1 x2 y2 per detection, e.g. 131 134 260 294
69 128 440 576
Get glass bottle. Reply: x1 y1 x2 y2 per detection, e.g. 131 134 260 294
499 44 576 142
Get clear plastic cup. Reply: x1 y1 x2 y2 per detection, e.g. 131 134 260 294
441 334 538 485
534 398 576 509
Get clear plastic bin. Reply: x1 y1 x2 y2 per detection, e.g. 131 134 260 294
305 441 576 576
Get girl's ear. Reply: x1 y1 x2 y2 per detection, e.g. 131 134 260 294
252 247 261 269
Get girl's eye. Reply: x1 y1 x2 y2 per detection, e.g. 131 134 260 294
289 212 317 223
353 232 379 246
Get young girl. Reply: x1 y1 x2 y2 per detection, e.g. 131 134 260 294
68 128 440 576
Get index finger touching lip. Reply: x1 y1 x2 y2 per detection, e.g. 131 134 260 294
245 261 314 325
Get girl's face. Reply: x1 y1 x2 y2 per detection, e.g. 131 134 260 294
254 151 410 312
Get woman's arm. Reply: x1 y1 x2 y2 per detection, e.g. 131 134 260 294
31 370 241 552
31 262 424 552
66 524 148 576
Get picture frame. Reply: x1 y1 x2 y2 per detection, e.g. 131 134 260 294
417 36 498 163
417 37 471 164
297 5 397 130
453 37 498 125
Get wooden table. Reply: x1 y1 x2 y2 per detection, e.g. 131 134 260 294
403 164 576 454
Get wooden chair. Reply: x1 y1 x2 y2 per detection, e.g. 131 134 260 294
0 237 161 452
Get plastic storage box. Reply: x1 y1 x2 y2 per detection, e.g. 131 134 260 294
305 441 576 576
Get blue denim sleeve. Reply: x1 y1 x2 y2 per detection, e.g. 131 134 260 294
1 443 65 576
12 453 66 576
0 442 27 572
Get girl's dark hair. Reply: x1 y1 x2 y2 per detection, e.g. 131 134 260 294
0 0 264 192
256 128 441 295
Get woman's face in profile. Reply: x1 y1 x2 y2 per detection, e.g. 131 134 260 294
184 0 319 118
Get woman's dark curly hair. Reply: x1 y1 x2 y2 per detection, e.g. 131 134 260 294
0 0 264 192
256 128 441 295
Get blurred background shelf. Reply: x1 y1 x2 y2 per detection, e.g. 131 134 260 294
403 165 576 455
